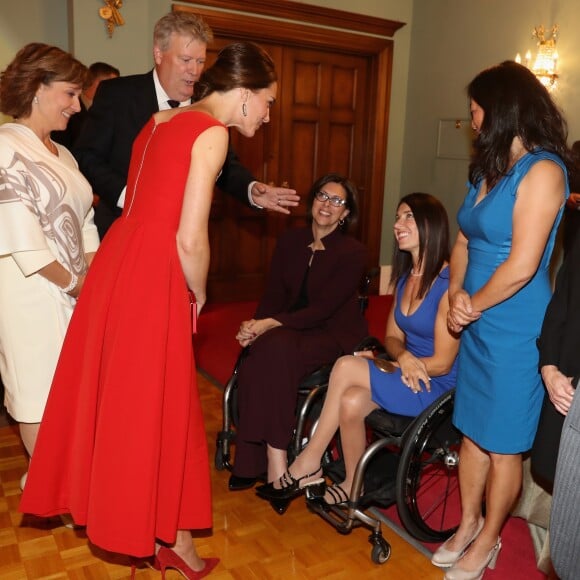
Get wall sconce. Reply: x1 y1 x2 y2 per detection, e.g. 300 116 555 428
99 0 125 38
515 25 559 90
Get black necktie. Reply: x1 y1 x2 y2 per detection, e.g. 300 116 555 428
167 99 180 108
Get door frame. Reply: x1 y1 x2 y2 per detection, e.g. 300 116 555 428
174 0 405 271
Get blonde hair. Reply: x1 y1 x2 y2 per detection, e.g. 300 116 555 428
153 12 213 52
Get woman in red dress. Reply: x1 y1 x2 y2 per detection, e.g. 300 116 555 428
20 42 278 578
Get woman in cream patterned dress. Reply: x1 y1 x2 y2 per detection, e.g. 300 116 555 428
0 43 99 476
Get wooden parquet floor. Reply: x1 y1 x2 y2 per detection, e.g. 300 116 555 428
0 373 443 579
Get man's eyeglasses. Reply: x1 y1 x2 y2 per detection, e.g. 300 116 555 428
315 190 347 207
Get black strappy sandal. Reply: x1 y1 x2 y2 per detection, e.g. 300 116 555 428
306 482 350 510
255 468 324 501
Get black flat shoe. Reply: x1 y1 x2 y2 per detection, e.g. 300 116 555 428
228 474 258 491
255 468 325 501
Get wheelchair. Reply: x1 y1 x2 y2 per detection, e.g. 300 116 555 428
297 374 460 564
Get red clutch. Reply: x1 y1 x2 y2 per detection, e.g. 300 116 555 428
189 291 197 335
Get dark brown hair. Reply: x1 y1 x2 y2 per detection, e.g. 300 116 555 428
468 60 573 189
85 61 120 87
390 192 450 298
0 43 86 119
193 42 277 101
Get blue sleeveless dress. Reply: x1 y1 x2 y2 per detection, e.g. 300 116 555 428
369 266 457 417
453 150 568 453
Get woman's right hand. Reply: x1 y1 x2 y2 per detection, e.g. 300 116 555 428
398 351 431 393
447 289 481 332
541 365 576 416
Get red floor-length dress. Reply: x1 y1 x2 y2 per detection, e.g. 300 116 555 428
20 111 222 557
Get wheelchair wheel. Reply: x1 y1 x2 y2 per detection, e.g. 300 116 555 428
370 539 391 564
395 389 461 543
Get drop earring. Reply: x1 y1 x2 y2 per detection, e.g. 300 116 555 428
33 96 39 105
242 103 248 117
338 218 345 226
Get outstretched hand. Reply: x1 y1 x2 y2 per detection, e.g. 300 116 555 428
251 182 299 214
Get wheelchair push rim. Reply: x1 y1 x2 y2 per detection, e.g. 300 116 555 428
395 389 461 543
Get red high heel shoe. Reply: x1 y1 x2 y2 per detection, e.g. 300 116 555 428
155 546 219 579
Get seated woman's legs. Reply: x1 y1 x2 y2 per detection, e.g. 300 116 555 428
234 327 341 482
284 354 377 490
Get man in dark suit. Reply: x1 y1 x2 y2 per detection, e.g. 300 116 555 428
75 11 298 239
52 62 120 150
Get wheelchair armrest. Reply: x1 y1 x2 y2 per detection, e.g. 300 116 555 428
354 336 387 356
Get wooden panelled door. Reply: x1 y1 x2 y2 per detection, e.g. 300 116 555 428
176 2 403 303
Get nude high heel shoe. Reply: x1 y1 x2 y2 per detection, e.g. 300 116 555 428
155 546 219 579
443 538 502 580
431 518 485 568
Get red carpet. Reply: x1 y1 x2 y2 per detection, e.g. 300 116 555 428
195 298 546 578
193 300 257 385
379 504 545 579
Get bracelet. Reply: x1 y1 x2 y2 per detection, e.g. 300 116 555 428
61 272 78 294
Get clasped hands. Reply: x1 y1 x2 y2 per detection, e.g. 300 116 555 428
251 182 299 214
447 289 481 333
236 317 281 347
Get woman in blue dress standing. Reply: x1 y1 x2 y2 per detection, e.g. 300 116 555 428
436 61 573 579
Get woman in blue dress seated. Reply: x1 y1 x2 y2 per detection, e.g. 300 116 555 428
439 61 572 580
256 192 459 507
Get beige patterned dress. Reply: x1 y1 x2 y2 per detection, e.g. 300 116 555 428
0 123 99 421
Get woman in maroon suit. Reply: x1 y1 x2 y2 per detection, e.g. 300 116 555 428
229 173 368 496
